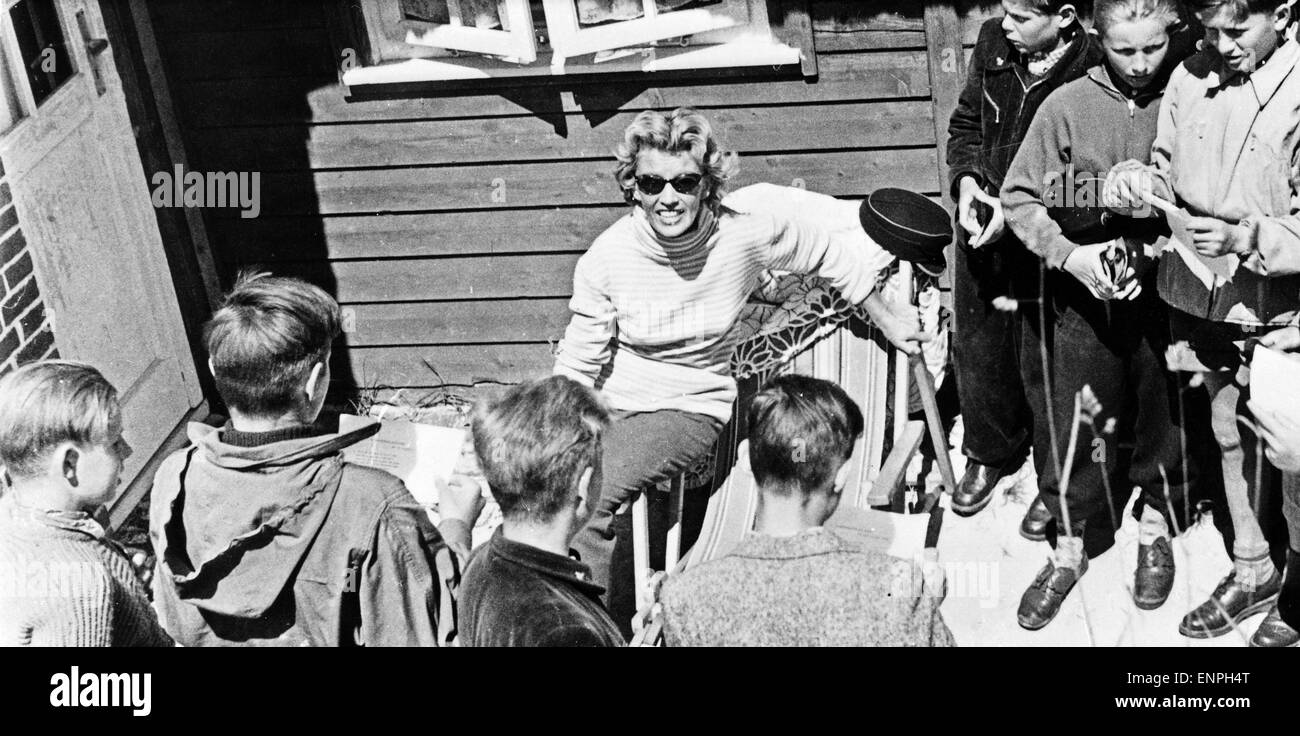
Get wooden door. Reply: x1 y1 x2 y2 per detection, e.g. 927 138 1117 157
0 0 201 505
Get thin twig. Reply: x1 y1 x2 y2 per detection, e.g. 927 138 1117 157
1086 416 1121 533
1177 375 1192 530
1059 392 1096 647
1038 266 1064 483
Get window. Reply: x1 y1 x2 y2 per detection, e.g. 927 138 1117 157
360 0 539 64
543 0 748 62
345 0 808 87
2 0 74 110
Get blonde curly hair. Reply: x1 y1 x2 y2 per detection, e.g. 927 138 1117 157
613 107 739 213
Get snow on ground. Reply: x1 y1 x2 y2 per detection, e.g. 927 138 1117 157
933 420 1256 647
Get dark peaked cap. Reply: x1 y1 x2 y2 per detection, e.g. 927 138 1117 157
858 188 952 277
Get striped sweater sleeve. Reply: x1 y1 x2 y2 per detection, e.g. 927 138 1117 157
22 559 116 647
553 252 618 386
741 185 883 305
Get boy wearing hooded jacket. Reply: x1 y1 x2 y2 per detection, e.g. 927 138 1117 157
149 273 483 646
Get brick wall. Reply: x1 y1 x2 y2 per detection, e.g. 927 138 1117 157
0 156 58 372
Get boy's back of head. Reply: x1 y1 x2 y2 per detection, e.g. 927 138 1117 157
0 360 118 481
204 272 341 419
747 374 864 497
471 376 609 526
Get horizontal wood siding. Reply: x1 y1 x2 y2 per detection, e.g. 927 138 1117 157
150 0 998 395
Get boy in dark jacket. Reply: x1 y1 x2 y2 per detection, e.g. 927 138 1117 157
149 273 483 646
459 376 624 647
947 1 1103 528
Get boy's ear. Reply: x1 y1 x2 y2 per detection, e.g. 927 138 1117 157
304 362 326 402
1057 3 1078 30
54 444 81 488
1274 2 1292 32
576 465 594 508
207 357 217 378
832 461 852 496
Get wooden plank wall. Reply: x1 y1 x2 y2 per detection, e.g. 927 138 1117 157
148 0 1001 403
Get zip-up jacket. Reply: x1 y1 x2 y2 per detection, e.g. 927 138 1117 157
1002 22 1198 270
1148 40 1300 326
947 18 1103 207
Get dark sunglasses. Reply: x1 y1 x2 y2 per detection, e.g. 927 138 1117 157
634 173 703 196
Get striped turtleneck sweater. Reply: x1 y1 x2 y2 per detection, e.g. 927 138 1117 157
0 493 173 647
554 183 895 422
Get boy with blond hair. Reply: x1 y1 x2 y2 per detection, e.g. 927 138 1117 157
0 360 171 646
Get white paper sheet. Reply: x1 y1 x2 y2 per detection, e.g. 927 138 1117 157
1142 192 1237 288
1250 346 1300 427
339 414 468 507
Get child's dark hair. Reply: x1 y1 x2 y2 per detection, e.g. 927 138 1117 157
1187 0 1291 17
472 376 609 524
747 375 864 495
204 271 341 417
1021 1 1095 16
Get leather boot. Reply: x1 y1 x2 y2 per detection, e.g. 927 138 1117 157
1019 495 1052 542
953 456 1023 517
1179 569 1281 639
1249 604 1300 647
1018 554 1088 631
1134 536 1175 610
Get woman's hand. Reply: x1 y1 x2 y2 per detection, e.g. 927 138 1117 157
1247 401 1300 473
864 292 932 355
1063 243 1119 300
1187 217 1250 258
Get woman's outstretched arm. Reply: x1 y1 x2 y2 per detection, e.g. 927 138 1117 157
553 255 618 385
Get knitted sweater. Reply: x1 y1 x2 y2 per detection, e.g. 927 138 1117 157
0 493 172 647
660 528 956 647
553 184 893 421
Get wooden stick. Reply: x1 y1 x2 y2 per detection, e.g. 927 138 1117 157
893 261 914 443
911 354 958 496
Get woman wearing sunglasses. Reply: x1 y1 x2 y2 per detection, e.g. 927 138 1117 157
553 107 929 636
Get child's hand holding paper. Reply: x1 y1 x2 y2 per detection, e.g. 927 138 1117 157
1186 216 1252 259
1247 341 1300 473
1140 191 1237 287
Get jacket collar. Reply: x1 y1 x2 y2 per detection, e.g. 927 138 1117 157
986 26 1091 76
0 493 106 540
1208 37 1300 108
1249 38 1300 108
490 528 606 596
730 527 852 560
1085 64 1164 107
187 419 381 471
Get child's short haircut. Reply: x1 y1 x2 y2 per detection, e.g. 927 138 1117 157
204 272 341 417
471 376 609 524
1188 0 1290 18
1017 1 1094 16
0 361 118 480
747 375 864 495
1093 0 1182 34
